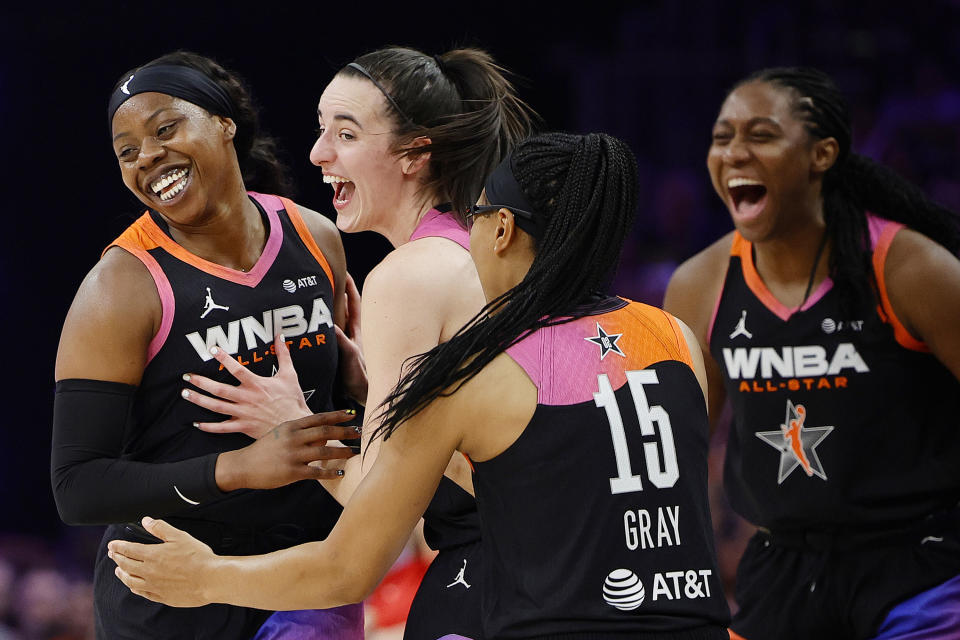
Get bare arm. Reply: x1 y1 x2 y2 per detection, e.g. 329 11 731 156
884 229 960 381
663 233 733 430
109 375 468 609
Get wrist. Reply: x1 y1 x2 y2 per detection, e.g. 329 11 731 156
214 451 245 492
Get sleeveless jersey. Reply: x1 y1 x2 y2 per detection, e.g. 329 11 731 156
474 298 730 639
408 209 481 551
105 191 342 539
710 217 960 531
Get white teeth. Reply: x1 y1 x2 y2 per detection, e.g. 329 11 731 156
322 174 351 184
159 179 187 201
727 177 763 189
151 168 188 194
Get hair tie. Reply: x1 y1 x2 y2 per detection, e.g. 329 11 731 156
432 54 446 75
108 65 235 127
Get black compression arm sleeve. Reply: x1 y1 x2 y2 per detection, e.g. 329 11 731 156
51 379 226 526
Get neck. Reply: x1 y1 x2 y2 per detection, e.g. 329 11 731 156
381 189 440 248
163 169 266 271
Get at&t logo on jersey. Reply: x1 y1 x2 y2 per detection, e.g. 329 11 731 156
185 297 333 362
282 275 320 294
722 343 869 393
756 399 834 484
602 568 715 610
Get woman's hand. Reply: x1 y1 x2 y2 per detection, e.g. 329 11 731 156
109 517 216 608
337 273 368 404
182 334 311 439
214 412 360 492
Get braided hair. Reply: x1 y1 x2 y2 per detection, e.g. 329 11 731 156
113 51 293 196
735 67 960 311
372 132 639 441
339 46 536 217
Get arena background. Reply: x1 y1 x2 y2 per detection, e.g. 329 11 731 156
2 2 959 636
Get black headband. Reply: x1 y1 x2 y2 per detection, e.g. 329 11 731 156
345 62 415 126
484 154 544 238
108 65 236 126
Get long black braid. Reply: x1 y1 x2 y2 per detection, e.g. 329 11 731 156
371 132 639 442
736 67 960 312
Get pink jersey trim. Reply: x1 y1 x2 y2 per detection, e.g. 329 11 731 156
136 193 284 287
868 214 927 352
706 286 724 347
109 243 175 365
409 209 470 250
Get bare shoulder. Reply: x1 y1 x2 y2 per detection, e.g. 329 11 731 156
433 350 537 462
293 204 346 284
365 237 475 305
884 227 960 341
663 231 734 339
55 247 160 382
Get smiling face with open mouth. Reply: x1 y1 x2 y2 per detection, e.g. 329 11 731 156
309 75 410 237
707 80 825 243
111 92 237 224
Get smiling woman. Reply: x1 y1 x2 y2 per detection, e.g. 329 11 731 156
665 66 960 640
52 51 365 639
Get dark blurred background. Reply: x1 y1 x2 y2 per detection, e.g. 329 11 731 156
3 1 960 636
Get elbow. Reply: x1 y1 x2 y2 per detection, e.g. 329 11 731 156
51 471 103 526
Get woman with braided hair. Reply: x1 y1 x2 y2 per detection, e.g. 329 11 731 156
664 67 960 639
108 132 732 639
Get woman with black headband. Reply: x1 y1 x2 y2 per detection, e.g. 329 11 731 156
53 51 366 638
664 67 960 639
167 45 534 639
110 131 732 640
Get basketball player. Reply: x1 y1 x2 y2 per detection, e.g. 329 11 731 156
53 52 364 638
664 67 960 638
109 132 732 640
170 46 534 639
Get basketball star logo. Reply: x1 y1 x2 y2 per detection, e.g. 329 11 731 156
756 400 834 484
585 323 625 360
729 309 753 340
201 287 230 318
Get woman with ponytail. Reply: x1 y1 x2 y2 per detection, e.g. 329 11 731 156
172 45 535 638
54 51 365 638
108 132 732 639
664 67 960 639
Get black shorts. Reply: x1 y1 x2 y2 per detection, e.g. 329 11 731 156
403 540 484 640
731 523 960 640
94 526 270 639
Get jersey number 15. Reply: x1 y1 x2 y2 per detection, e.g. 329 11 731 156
594 370 679 494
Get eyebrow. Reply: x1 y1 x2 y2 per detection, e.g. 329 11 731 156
316 108 363 129
112 107 178 142
714 116 782 129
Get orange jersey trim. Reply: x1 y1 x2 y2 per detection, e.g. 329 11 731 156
280 196 335 292
872 222 928 352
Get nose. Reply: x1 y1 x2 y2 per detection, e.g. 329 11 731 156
723 136 750 164
137 136 165 170
309 131 334 166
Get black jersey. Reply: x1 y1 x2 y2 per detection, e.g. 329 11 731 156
96 192 359 638
710 218 960 531
473 298 730 639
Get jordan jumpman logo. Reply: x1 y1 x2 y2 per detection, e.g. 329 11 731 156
200 287 230 318
729 309 753 340
446 559 471 589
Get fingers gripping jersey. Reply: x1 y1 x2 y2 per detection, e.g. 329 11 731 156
474 298 730 639
710 216 960 530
